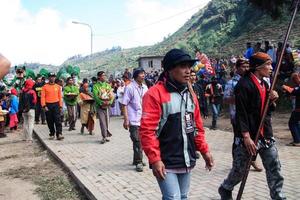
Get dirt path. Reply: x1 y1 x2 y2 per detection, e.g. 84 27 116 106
0 128 86 200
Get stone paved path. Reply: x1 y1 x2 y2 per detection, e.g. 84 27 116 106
34 117 300 200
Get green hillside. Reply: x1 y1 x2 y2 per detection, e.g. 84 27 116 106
63 0 300 77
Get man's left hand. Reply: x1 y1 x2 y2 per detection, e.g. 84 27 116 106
123 119 129 130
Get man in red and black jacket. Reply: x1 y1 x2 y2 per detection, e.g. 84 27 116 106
140 49 214 199
219 53 285 200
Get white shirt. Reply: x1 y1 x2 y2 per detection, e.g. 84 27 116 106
117 86 125 103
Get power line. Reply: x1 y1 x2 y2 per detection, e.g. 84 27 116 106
93 3 206 38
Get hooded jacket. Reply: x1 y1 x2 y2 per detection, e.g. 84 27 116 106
19 79 37 112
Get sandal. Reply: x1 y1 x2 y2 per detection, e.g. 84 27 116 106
293 143 300 147
286 142 300 147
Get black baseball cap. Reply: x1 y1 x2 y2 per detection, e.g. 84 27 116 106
49 72 56 77
162 49 198 71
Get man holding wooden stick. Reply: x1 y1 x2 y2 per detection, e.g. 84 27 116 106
218 52 286 200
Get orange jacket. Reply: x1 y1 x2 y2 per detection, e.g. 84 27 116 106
41 83 62 107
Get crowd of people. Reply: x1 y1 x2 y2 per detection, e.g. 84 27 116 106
0 40 299 200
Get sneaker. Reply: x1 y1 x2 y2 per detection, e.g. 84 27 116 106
80 126 84 134
100 139 106 144
0 134 7 138
49 135 55 140
72 127 76 130
89 131 93 135
68 127 72 131
251 161 263 172
136 163 144 172
105 138 110 142
132 161 146 166
57 135 64 140
218 186 233 200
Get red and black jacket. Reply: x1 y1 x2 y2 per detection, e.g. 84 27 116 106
235 74 275 140
140 79 209 169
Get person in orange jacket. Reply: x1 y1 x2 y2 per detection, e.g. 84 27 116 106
41 73 64 140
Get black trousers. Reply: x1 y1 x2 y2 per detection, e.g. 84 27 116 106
129 125 143 164
35 100 45 123
45 102 62 136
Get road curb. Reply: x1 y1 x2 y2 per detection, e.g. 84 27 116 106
33 130 97 200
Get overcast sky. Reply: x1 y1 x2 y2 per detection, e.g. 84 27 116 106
0 0 210 65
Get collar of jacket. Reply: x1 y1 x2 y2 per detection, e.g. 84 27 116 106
157 71 188 94
165 77 188 94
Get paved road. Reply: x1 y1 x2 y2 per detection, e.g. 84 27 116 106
34 117 300 200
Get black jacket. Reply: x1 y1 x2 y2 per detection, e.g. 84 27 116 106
235 75 275 140
193 82 208 116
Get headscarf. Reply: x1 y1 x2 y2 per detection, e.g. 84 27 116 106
249 52 272 71
10 88 17 96
24 79 35 90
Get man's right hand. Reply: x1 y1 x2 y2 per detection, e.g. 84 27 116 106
201 152 214 171
243 133 257 156
152 161 166 180
123 119 129 130
282 85 293 93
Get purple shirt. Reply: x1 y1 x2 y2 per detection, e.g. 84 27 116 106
122 80 148 126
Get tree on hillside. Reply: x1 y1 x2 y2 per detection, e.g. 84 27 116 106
248 0 294 19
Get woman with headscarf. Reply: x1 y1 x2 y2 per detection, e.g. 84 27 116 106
19 79 37 142
78 83 96 135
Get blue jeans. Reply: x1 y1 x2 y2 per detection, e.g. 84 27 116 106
157 172 191 200
288 116 300 143
211 104 221 127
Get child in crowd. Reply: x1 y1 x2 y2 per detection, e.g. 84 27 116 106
0 93 7 138
2 93 10 127
9 88 19 131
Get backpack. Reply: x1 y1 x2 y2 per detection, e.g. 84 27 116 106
19 91 32 113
